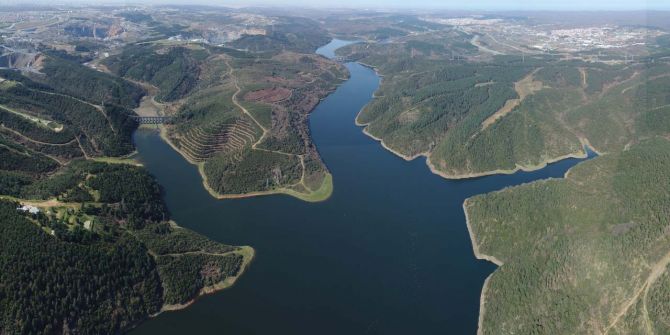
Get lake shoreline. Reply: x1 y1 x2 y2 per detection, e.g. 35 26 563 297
152 126 333 202
462 199 504 267
355 119 590 181
356 101 591 181
426 149 589 180
150 52 351 204
462 199 502 335
350 60 595 182
459 146 595 335
155 246 255 314
133 39 593 334
352 53 597 335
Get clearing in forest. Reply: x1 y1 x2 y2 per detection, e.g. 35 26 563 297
244 87 292 103
481 69 544 130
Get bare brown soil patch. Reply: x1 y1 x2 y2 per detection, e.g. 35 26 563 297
244 87 292 103
32 54 46 71
579 67 588 88
134 96 164 117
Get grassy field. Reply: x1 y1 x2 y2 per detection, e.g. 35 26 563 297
91 153 142 166
282 172 334 202
0 104 64 132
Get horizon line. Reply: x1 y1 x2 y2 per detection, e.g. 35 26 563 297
1 2 669 11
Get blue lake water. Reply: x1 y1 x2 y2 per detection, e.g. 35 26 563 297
131 39 593 334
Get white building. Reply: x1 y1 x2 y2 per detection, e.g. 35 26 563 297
17 205 40 214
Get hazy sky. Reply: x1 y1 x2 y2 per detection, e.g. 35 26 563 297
221 0 667 10
5 0 668 10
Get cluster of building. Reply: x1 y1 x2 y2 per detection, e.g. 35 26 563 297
0 6 274 53
531 26 662 52
421 15 664 56
422 17 502 26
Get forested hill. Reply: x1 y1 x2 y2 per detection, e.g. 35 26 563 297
336 34 670 179
465 138 670 334
0 51 145 158
103 39 347 201
103 44 202 103
38 53 145 108
331 15 670 335
229 17 331 54
0 161 253 334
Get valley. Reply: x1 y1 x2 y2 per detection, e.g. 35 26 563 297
0 5 668 335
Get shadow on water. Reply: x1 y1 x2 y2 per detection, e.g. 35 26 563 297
131 40 594 335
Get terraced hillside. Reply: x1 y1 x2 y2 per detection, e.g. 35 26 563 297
173 119 257 163
105 40 346 201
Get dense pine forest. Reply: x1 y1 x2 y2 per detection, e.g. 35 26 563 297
0 161 252 334
337 33 670 178
0 56 140 158
465 139 670 334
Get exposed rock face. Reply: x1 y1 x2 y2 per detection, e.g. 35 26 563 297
107 22 125 38
0 52 44 72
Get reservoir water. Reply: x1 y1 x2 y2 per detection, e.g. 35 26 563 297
132 39 592 334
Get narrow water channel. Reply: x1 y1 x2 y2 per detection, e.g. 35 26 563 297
131 40 593 334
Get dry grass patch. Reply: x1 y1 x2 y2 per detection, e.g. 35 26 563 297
481 69 544 130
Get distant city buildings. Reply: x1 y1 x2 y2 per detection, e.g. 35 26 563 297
0 6 272 54
421 16 664 55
